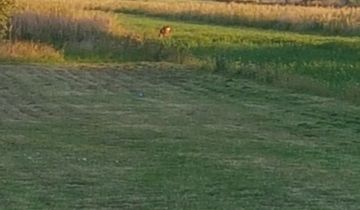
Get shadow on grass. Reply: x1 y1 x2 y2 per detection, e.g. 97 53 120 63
45 36 185 63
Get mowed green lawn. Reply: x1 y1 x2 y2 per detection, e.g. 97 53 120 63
1 63 359 209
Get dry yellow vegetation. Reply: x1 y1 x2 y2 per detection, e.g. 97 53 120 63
0 40 63 61
11 0 123 42
93 0 360 35
11 0 360 38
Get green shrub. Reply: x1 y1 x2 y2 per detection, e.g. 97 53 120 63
0 0 15 39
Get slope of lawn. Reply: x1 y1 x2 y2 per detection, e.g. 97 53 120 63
1 63 359 209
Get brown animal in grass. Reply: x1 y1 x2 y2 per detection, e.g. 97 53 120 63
159 25 172 38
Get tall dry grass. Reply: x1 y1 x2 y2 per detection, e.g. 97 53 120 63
93 0 360 35
0 40 63 61
1 0 129 61
8 0 360 47
11 0 123 43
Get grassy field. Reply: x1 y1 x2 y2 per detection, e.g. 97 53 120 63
113 13 360 103
1 0 359 103
1 0 360 209
1 63 359 209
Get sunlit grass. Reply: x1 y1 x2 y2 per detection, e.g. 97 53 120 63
1 0 359 103
0 40 63 62
114 13 360 102
92 0 360 36
1 1 360 208
11 0 124 44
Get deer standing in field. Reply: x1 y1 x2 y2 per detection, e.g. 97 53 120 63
159 25 172 38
